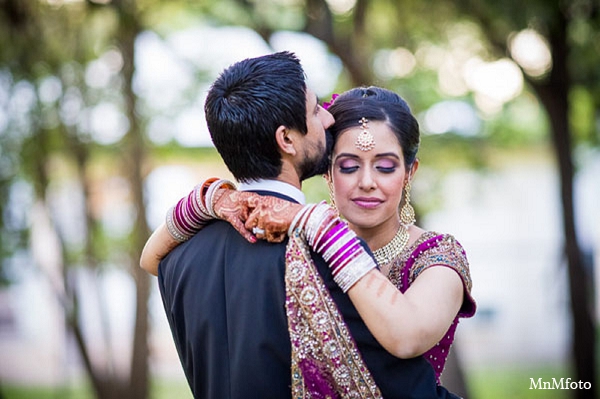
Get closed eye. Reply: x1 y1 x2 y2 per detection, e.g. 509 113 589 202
377 166 396 173
375 158 399 174
337 157 360 174
339 166 359 174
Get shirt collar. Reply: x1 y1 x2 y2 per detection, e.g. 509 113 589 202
238 179 306 205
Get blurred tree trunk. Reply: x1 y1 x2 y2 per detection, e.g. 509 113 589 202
304 0 374 86
1 0 152 397
26 98 128 397
528 15 596 399
67 130 128 398
113 1 152 398
457 2 596 397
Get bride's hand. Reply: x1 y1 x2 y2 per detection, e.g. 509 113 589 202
212 189 302 243
212 189 262 243
244 196 303 243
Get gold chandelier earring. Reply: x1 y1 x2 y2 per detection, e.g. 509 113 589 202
326 175 339 215
400 181 416 226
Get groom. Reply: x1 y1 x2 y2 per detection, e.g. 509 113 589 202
158 51 455 398
158 51 333 398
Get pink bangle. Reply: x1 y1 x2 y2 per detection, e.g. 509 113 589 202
166 205 188 242
298 202 376 292
165 177 225 242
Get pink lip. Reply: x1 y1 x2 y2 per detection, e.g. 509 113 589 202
352 197 383 209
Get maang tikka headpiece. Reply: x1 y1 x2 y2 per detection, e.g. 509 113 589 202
355 117 375 151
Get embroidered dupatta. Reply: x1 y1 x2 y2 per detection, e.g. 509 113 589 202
285 232 382 399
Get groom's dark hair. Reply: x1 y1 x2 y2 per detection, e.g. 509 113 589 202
205 51 308 183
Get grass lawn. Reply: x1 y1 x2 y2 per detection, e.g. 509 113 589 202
1 379 192 399
467 364 575 399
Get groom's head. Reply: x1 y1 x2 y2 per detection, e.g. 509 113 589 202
205 51 333 184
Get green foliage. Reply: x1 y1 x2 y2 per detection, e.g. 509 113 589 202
0 384 94 399
569 85 597 145
301 174 329 204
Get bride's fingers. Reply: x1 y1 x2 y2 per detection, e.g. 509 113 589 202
229 216 257 243
265 230 285 243
244 210 259 231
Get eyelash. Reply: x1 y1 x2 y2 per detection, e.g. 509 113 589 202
378 166 396 174
338 165 397 174
339 166 359 174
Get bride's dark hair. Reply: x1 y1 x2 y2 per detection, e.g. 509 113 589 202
327 86 420 170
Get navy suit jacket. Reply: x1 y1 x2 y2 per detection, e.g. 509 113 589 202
158 191 459 399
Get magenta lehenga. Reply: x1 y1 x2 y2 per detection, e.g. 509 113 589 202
285 232 383 399
387 231 477 383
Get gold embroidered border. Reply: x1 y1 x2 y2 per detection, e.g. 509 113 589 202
285 232 382 399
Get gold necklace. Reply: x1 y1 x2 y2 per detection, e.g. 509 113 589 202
372 225 409 266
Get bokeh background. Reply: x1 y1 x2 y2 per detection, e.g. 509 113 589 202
0 0 599 398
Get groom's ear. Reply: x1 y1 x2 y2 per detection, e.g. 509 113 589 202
275 125 297 156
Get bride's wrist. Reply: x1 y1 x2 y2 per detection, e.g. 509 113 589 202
165 178 235 242
294 202 376 292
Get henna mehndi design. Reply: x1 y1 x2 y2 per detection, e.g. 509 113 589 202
211 189 302 243
244 196 303 243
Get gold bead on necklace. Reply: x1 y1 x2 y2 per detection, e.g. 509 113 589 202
372 225 409 266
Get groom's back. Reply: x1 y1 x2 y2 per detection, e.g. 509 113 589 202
158 220 291 399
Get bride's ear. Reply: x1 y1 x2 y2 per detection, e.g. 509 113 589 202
274 125 297 156
408 158 419 180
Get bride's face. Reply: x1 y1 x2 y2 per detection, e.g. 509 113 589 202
329 120 408 233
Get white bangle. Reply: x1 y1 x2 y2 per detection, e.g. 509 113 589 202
206 179 236 218
165 206 189 242
288 203 315 237
333 252 376 292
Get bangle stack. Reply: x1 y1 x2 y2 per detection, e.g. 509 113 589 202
293 201 376 292
165 178 236 242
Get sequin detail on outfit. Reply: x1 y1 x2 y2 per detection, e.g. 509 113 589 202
285 232 383 398
387 231 476 384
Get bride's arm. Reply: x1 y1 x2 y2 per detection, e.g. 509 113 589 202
140 178 262 276
140 176 304 275
140 223 182 276
346 265 464 358
271 202 467 359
